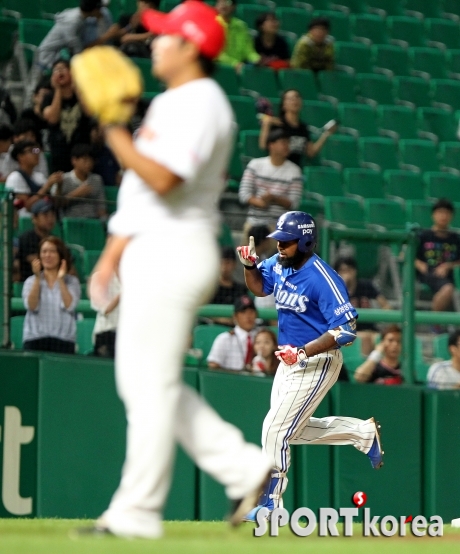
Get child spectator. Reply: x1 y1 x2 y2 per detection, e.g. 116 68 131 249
252 328 278 376
55 143 107 219
354 325 403 385
427 329 460 390
20 79 52 134
291 17 335 72
5 140 63 218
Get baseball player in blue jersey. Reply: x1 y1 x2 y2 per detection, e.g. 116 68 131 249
236 211 384 521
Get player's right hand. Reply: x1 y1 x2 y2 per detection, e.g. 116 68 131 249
236 236 259 267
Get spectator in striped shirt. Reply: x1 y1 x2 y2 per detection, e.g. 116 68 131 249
427 330 460 390
238 127 302 243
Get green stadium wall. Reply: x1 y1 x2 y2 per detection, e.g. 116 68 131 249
0 352 457 522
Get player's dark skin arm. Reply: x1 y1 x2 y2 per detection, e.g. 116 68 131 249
303 332 337 357
243 266 267 297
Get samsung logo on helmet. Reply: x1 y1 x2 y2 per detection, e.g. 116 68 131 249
298 223 315 229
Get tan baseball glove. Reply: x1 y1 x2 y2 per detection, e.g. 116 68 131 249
71 46 144 125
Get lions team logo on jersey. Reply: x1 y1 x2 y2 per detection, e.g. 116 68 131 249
274 284 309 313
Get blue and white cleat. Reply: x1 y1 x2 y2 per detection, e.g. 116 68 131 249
241 469 286 522
367 418 384 470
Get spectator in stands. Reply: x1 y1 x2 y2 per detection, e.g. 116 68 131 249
207 295 258 371
290 16 335 72
334 256 391 355
1 119 49 179
254 12 290 69
54 143 107 219
20 79 52 135
116 0 158 58
22 236 81 354
36 0 107 74
81 3 114 47
427 329 460 389
216 0 261 72
259 89 337 167
16 199 57 282
90 122 121 186
354 325 403 385
251 328 278 376
415 199 460 313
91 273 120 358
239 127 302 238
5 140 63 218
42 59 93 173
210 246 248 306
0 124 13 181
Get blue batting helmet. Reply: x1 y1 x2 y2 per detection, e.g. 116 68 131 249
268 211 317 253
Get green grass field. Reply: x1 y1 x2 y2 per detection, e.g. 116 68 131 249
1 520 460 554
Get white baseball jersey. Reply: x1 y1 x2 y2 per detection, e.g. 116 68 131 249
427 360 460 390
108 78 234 238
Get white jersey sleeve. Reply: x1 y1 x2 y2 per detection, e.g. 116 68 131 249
5 171 31 194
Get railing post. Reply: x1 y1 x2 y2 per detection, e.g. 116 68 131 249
321 225 330 262
401 230 416 384
0 191 12 347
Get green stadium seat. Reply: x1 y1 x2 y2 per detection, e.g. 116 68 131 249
240 65 280 98
10 316 25 350
337 102 378 137
442 0 460 19
0 17 18 63
446 49 460 80
214 64 240 96
386 16 426 48
193 324 229 365
2 0 42 19
276 8 311 38
343 168 385 200
372 44 410 78
351 14 389 45
359 137 399 171
409 47 447 80
330 0 367 14
439 141 460 172
62 218 106 251
302 167 343 201
425 18 460 50
384 170 425 201
240 130 266 162
367 0 403 17
301 100 337 131
18 19 54 66
417 107 458 142
132 58 164 93
76 319 96 356
228 139 244 180
67 245 85 282
278 69 318 101
83 250 101 279
236 4 267 29
432 333 449 360
324 196 366 228
394 76 432 109
317 71 357 103
104 185 119 215
356 73 394 106
18 217 62 238
431 79 460 111
218 221 234 248
377 105 418 140
312 10 351 41
320 135 359 169
424 172 460 202
229 96 258 131
12 282 24 298
334 41 373 74
406 199 433 228
158 0 181 11
364 198 407 230
341 336 365 375
404 0 442 19
399 139 440 173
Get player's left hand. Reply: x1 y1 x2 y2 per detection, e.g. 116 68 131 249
275 345 308 366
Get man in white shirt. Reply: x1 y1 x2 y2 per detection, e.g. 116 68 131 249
239 127 303 236
427 330 460 389
208 296 258 371
83 1 270 539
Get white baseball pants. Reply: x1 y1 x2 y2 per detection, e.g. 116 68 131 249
262 349 376 500
101 229 270 538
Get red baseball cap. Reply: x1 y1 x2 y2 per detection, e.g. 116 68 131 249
141 1 225 59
